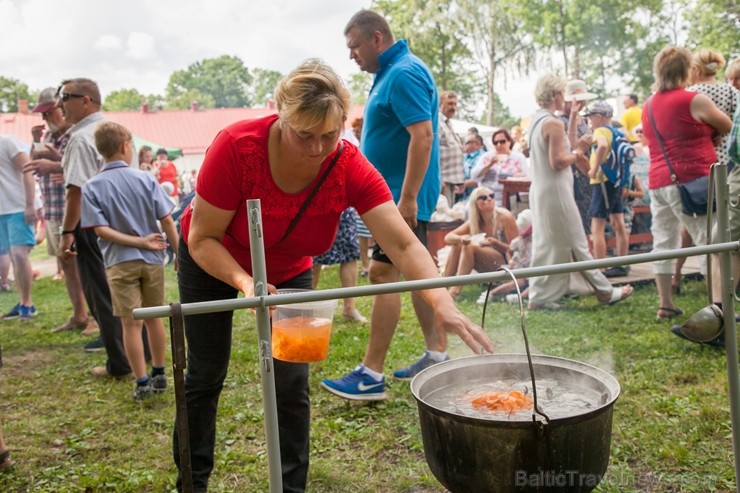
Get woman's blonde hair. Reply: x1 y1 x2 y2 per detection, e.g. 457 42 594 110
652 46 692 92
692 48 725 79
468 187 497 235
725 57 740 80
274 58 350 132
534 74 565 108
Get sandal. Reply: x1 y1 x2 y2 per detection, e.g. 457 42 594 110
0 449 12 470
600 285 633 306
50 317 89 333
657 307 684 320
342 310 368 323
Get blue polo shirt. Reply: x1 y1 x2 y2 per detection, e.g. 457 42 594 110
361 39 440 222
81 160 174 268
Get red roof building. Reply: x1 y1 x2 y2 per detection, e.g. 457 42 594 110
1 100 365 169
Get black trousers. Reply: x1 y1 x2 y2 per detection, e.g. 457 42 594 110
174 240 311 492
74 227 131 376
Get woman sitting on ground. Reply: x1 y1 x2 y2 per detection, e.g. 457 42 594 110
444 186 518 299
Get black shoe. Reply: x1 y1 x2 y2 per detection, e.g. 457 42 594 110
604 266 629 278
84 338 105 352
706 333 725 348
670 325 690 341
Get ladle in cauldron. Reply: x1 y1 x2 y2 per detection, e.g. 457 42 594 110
482 267 550 430
681 165 725 342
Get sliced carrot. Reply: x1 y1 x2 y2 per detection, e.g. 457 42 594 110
469 390 532 413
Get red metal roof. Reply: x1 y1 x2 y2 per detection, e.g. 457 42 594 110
0 105 365 155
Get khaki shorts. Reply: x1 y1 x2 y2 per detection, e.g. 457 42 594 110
45 219 62 257
106 260 165 317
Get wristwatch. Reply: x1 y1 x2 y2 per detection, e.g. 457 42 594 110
60 227 76 235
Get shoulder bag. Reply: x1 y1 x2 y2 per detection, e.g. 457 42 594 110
646 97 712 217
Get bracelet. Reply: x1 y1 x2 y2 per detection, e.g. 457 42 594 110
61 229 76 235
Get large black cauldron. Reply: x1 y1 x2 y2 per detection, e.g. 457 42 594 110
411 354 620 493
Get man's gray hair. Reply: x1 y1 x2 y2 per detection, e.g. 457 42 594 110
344 9 394 42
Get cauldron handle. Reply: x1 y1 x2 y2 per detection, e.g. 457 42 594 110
481 267 551 427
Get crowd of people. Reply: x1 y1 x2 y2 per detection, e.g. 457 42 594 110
0 7 739 491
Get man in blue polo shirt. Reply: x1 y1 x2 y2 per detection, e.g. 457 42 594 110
322 9 445 400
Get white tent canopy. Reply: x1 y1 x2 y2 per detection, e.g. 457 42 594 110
449 118 499 147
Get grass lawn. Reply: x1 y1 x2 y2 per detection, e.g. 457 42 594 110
0 254 737 492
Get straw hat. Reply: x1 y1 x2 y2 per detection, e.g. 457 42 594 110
564 79 598 102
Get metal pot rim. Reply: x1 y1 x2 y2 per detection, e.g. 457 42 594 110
411 353 621 424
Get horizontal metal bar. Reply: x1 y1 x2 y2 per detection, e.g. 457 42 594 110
133 241 739 320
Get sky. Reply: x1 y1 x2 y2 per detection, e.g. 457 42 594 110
0 0 538 119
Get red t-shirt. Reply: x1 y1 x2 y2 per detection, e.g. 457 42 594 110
642 89 717 190
157 161 179 196
181 114 392 285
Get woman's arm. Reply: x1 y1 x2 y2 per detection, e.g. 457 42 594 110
362 201 493 354
690 93 733 134
187 195 260 297
444 222 472 245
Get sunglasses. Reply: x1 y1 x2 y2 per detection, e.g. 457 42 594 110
58 92 86 102
634 129 643 134
476 193 495 201
493 140 508 145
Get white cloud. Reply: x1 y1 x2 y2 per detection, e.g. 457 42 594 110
94 35 123 52
126 32 156 60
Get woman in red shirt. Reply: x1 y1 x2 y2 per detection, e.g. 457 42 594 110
642 46 732 321
155 148 178 198
175 59 492 492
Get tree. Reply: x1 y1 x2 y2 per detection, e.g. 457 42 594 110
165 55 252 108
0 76 32 113
685 0 740 60
104 88 147 111
372 0 485 120
250 68 284 106
346 72 373 104
166 89 216 110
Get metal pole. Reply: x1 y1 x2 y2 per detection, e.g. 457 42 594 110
135 242 740 320
246 199 283 493
714 164 740 492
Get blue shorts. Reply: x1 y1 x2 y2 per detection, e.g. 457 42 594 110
0 212 35 252
588 182 624 219
372 220 428 265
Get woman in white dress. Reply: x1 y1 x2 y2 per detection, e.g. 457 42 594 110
527 74 633 309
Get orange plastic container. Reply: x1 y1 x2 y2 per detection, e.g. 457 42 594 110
272 291 337 363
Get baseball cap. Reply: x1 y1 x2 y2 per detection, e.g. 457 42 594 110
32 87 57 114
583 100 614 118
563 79 597 102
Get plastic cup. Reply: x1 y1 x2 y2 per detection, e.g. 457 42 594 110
272 289 338 363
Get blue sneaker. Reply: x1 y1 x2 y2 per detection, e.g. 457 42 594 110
392 351 450 380
19 305 38 321
321 366 387 401
2 303 22 320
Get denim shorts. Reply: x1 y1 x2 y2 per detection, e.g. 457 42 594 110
588 182 624 219
0 212 35 252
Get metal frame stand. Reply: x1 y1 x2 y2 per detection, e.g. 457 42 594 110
135 165 740 492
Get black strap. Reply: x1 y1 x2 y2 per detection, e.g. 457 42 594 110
279 142 344 243
646 97 680 184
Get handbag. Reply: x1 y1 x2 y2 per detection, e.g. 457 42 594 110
646 98 712 217
279 142 344 242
